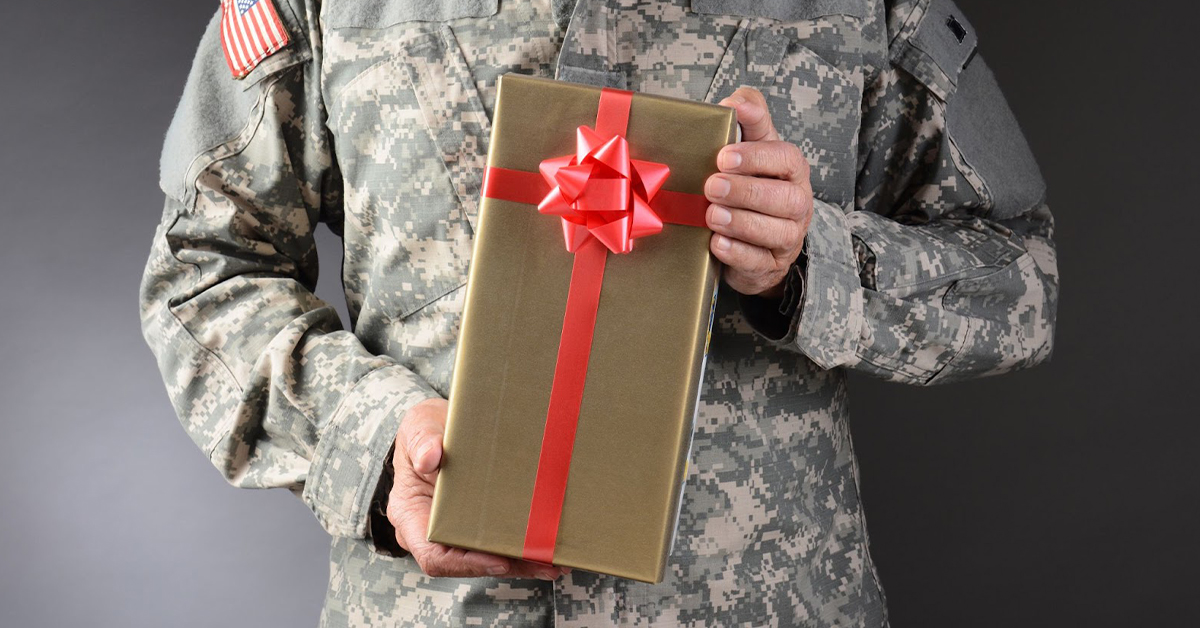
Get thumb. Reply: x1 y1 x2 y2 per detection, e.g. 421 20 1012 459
399 398 448 475
719 86 779 142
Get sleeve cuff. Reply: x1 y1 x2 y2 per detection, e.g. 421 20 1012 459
742 199 865 369
302 364 441 540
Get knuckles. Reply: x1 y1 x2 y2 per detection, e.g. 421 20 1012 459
739 140 809 183
740 178 763 206
787 144 810 181
732 85 768 110
728 87 778 140
730 158 809 222
385 499 403 525
405 431 427 460
742 208 772 239
784 186 808 221
404 398 445 423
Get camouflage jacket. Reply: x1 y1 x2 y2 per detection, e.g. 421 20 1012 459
139 0 1057 625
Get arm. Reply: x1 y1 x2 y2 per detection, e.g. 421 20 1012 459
735 0 1058 385
141 3 568 580
138 1 439 546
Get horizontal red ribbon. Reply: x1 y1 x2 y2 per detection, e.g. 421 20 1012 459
483 167 711 229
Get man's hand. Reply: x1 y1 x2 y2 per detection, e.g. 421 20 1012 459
707 87 813 300
386 398 570 580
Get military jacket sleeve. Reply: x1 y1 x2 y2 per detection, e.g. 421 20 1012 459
742 0 1059 385
138 0 439 543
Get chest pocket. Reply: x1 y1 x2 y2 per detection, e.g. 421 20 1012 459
691 0 868 209
322 0 498 322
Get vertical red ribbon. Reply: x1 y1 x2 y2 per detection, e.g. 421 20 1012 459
522 88 632 565
521 237 607 564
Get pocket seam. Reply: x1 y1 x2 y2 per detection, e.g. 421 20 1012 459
942 251 1036 301
853 219 1019 295
770 37 856 101
405 25 492 230
394 280 468 322
178 72 283 211
326 28 453 104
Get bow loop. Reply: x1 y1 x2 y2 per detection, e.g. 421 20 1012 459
537 124 671 253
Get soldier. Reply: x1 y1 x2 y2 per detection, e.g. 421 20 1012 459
139 0 1057 625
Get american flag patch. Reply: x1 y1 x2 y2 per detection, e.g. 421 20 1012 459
220 0 290 79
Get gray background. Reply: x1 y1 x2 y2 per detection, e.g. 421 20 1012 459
1 1 1195 626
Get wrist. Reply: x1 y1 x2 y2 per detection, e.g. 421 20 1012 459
735 259 806 341
366 441 408 557
755 275 787 301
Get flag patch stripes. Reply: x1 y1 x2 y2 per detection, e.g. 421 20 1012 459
219 0 290 79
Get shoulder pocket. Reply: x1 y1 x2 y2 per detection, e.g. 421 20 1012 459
159 1 312 206
890 1 1046 219
945 57 1047 219
322 0 498 29
890 0 978 101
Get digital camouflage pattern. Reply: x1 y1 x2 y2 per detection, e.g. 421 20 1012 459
139 0 1058 625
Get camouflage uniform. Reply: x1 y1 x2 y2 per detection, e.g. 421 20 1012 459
139 0 1057 625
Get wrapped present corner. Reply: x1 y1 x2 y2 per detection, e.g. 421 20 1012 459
427 73 738 583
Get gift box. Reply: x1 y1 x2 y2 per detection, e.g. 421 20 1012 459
427 73 738 583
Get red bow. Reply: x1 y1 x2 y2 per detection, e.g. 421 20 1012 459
537 126 671 254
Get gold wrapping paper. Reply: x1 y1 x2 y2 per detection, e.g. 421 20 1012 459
428 73 738 583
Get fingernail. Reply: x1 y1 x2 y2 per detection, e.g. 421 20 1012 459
730 94 746 106
709 205 732 227
561 567 573 575
537 570 557 581
487 564 509 576
719 149 741 170
706 176 730 199
714 235 731 251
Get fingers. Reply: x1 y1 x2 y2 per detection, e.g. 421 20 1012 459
506 560 573 581
710 233 787 296
717 140 810 184
414 544 569 580
389 493 569 579
399 398 448 476
419 545 515 578
706 203 802 252
710 233 790 297
388 463 544 579
705 172 812 221
718 86 779 142
418 545 571 580
388 397 573 580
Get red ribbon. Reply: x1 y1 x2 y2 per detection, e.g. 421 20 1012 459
480 87 711 565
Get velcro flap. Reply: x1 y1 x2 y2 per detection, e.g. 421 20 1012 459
891 0 979 100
